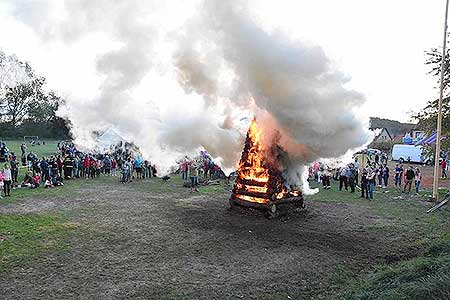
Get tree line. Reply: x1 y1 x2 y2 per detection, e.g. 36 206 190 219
0 51 70 139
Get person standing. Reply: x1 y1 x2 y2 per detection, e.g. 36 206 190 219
339 166 348 191
367 167 375 200
56 155 63 176
63 155 73 179
415 167 422 194
73 156 79 178
375 164 383 187
10 156 19 184
347 164 356 193
189 163 199 192
360 169 369 199
40 157 50 182
322 166 331 189
0 170 3 200
20 143 27 156
441 159 447 179
181 157 189 181
103 156 112 176
394 164 402 187
2 164 12 197
111 159 117 177
403 166 415 193
354 157 360 186
382 164 389 188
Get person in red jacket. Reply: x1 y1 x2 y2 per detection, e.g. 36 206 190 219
441 159 447 179
83 156 90 178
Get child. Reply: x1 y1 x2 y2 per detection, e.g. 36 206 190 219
22 171 33 187
2 164 12 197
31 173 41 189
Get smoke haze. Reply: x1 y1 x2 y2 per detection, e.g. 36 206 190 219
1 0 371 189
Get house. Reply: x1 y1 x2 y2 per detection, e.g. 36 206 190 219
371 128 393 143
392 134 404 143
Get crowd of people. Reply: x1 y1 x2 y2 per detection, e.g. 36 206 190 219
311 157 425 200
178 151 225 192
0 140 158 199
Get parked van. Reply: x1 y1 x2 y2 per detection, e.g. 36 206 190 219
391 144 424 163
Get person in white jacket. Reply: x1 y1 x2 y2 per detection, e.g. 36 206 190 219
3 163 12 197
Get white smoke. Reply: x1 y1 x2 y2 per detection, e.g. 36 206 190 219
1 0 370 188
173 1 370 189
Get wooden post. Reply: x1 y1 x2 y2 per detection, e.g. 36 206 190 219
432 0 450 201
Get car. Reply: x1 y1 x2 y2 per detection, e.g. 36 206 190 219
367 148 382 156
391 144 424 164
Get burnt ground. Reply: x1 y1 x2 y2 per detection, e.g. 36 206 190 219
0 176 426 300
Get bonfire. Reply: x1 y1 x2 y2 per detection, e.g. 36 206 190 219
230 119 304 217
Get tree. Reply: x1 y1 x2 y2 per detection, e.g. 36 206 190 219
0 50 71 139
412 39 450 150
28 91 61 123
1 76 45 128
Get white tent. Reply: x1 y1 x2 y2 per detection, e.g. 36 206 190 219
96 128 127 152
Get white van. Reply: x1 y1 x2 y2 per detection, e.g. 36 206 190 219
391 144 424 163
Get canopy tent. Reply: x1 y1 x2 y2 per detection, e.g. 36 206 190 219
414 131 447 146
402 133 413 145
96 128 127 152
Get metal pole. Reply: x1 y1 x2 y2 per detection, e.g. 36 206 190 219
433 0 450 200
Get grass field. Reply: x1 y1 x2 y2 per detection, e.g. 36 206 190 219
0 140 450 299
308 182 450 299
1 139 60 158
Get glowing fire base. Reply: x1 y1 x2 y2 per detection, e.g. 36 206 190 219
229 193 305 218
229 119 305 218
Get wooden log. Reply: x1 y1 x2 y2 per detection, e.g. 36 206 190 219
230 195 269 209
268 196 304 205
234 178 268 187
427 195 449 213
232 189 270 199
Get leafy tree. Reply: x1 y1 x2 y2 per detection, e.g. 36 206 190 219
28 91 61 123
0 50 71 139
413 39 450 150
1 76 45 128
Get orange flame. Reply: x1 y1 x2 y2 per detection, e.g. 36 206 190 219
236 119 269 183
232 118 302 205
234 119 271 204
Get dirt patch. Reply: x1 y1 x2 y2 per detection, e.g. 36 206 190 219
0 178 409 300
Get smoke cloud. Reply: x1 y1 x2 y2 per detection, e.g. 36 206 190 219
174 1 370 189
2 0 370 188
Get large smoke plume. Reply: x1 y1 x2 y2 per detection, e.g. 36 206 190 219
2 0 370 190
173 1 370 189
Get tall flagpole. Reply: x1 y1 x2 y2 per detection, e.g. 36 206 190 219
433 0 450 201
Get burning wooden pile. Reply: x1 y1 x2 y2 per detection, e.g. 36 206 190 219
230 119 304 218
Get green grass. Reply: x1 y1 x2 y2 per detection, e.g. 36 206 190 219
337 237 450 300
1 139 60 159
308 181 450 300
0 139 61 183
0 176 113 205
0 213 76 272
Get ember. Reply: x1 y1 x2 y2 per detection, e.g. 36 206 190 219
230 119 304 217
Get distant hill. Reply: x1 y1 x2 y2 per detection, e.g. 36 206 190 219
369 117 417 137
